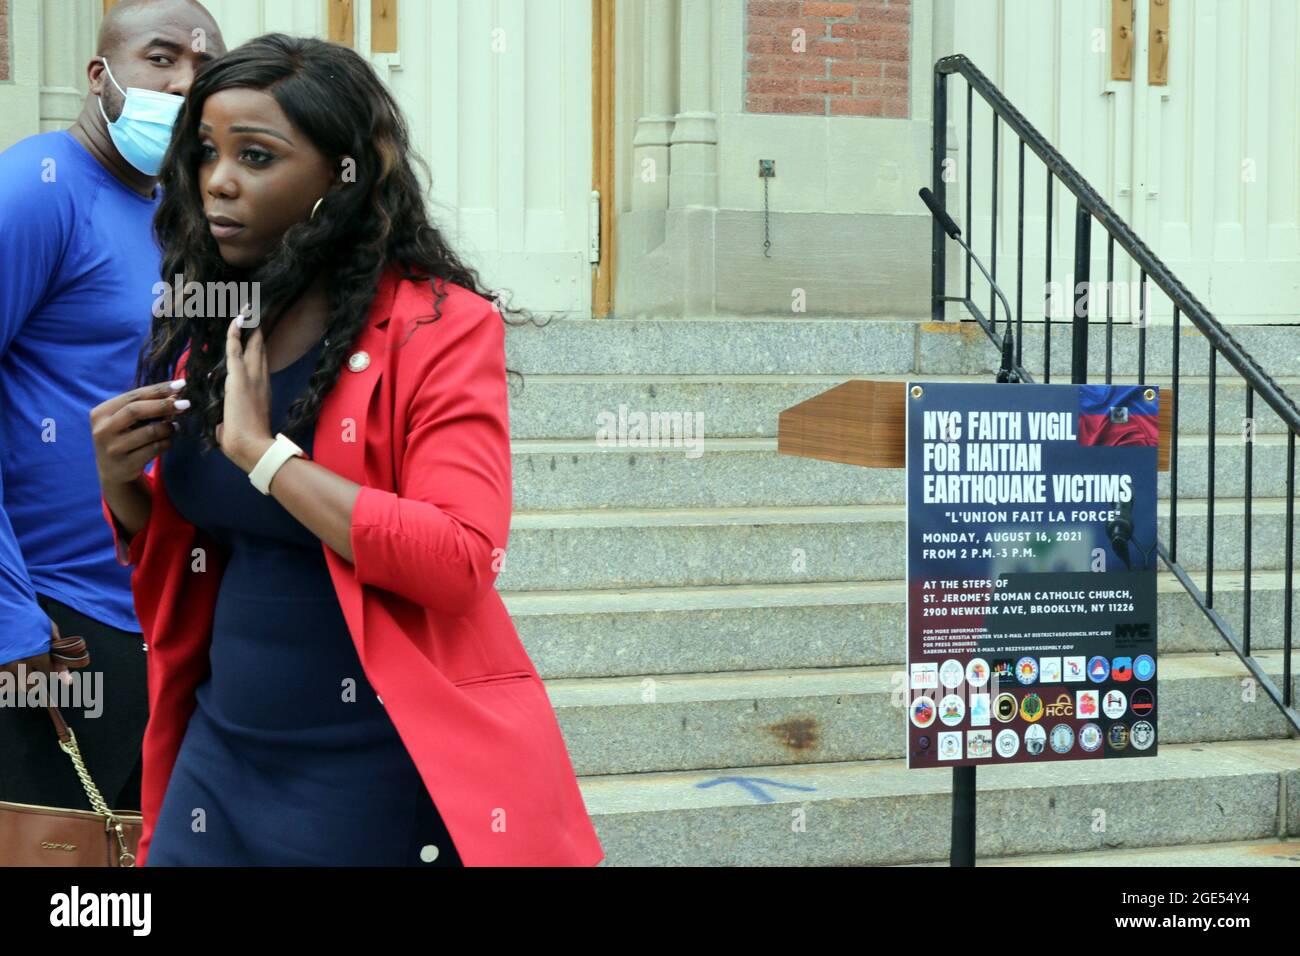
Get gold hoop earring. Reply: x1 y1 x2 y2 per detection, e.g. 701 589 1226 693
310 197 324 220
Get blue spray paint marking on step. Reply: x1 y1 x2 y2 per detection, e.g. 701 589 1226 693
695 776 818 803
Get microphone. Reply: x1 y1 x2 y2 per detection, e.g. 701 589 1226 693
919 187 962 240
918 187 1019 383
1106 497 1135 570
1106 496 1157 571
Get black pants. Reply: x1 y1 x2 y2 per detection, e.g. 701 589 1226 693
0 593 147 812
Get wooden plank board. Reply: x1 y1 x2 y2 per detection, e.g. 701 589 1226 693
327 0 354 47
591 0 615 318
371 0 397 53
777 380 906 470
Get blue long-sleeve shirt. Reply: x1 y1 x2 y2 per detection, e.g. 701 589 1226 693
0 129 160 663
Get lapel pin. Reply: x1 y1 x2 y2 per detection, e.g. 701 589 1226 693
347 351 370 372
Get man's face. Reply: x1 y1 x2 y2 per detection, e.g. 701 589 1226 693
91 1 227 120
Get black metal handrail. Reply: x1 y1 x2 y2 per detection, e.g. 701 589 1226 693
931 54 1299 734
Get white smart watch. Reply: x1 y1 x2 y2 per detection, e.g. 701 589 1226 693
248 432 306 494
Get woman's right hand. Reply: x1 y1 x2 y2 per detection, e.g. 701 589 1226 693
91 378 190 486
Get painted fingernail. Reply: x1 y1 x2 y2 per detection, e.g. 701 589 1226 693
174 399 191 410
170 379 186 390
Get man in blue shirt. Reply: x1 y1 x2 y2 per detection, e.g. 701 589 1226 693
0 0 224 818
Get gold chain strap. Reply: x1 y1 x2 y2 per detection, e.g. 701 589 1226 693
58 726 136 867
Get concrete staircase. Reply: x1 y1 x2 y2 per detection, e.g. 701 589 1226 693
502 316 1300 866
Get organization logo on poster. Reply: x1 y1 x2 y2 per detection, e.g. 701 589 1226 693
1024 724 1047 756
1039 657 1062 683
1130 687 1154 717
939 694 966 726
1019 693 1044 722
1075 689 1100 719
1015 657 1039 685
969 693 991 727
1087 656 1110 683
965 658 990 688
1049 723 1075 754
1133 655 1156 681
1111 656 1133 681
910 696 937 728
939 659 965 689
1078 722 1104 752
1063 656 1087 682
910 662 939 689
1043 693 1073 717
1130 720 1156 751
1102 689 1127 719
1108 723 1130 750
938 732 963 760
994 693 1018 723
967 730 993 759
991 659 1015 683
995 728 1020 757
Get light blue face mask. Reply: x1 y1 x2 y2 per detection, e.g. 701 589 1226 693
96 57 185 176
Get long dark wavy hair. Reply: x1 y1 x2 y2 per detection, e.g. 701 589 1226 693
138 33 543 452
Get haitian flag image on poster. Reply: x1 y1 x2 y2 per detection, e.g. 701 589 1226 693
905 383 1158 768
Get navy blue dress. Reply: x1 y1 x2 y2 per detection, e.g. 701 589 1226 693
147 338 462 866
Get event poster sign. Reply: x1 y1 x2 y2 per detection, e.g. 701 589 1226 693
905 383 1159 767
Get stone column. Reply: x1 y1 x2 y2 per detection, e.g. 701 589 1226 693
669 0 716 208
631 0 675 212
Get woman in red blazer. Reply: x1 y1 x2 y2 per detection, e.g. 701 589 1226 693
91 34 603 867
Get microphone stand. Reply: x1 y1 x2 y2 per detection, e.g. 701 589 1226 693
918 187 1021 384
915 186 1024 868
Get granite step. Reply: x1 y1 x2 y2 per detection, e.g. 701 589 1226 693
498 499 1292 591
939 836 1300 867
505 317 1300 380
506 373 1299 440
546 651 1298 776
511 433 1294 510
505 571 1300 678
577 737 1300 866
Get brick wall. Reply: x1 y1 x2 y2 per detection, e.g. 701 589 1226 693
0 0 10 83
745 0 910 118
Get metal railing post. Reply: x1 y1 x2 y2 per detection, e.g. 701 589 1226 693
932 68 948 323
1072 204 1090 384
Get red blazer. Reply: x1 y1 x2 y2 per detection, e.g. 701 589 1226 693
100 267 603 867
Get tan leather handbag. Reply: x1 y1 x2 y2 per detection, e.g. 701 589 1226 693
0 642 142 867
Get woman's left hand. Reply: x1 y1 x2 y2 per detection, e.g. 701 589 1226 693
217 314 276 474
